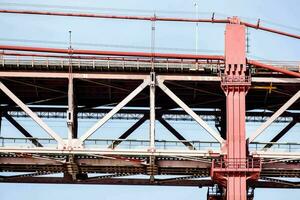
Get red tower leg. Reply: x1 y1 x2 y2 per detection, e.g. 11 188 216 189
210 17 260 200
223 17 249 200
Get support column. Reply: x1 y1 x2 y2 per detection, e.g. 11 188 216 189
67 76 75 146
73 80 78 139
149 72 156 182
149 72 156 149
222 17 249 200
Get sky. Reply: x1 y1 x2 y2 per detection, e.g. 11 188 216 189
0 0 299 199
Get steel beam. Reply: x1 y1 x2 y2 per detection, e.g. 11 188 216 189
3 112 43 147
251 151 300 159
263 119 298 149
68 78 78 139
157 80 224 143
260 177 300 186
0 147 220 157
1 9 300 39
3 107 298 123
0 71 148 80
1 154 299 176
0 176 214 187
0 82 65 146
219 20 249 200
251 77 300 83
149 72 156 149
157 75 220 82
248 60 300 78
248 90 300 143
67 76 75 145
158 117 195 150
77 79 149 144
0 172 55 179
0 176 299 188
0 71 299 84
108 115 147 148
0 44 224 60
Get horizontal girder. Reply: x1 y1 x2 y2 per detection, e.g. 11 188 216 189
2 107 298 123
0 154 299 181
0 56 299 74
0 177 299 188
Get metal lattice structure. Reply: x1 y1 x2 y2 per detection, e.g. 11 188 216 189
0 9 299 200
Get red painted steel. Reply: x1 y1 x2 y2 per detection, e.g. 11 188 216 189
247 60 300 78
223 22 248 200
0 10 299 199
0 9 229 23
2 51 299 78
1 9 300 39
0 44 224 60
210 19 260 200
242 22 300 39
224 20 247 160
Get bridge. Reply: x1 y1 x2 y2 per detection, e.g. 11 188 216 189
0 8 299 200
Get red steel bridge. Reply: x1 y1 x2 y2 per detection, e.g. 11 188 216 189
0 9 299 200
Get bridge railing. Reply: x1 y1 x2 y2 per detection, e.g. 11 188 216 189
212 158 261 170
0 56 215 71
249 142 300 153
0 137 221 150
84 139 221 150
0 137 57 148
0 137 299 153
1 56 298 72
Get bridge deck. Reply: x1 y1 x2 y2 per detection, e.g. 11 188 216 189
0 56 299 189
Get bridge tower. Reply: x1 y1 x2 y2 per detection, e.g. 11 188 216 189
0 9 299 200
210 17 261 200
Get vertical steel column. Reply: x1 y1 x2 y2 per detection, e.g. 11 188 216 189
149 72 156 182
67 76 74 147
149 72 156 149
67 31 75 147
222 17 249 200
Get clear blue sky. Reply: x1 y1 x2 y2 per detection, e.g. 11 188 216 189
0 0 299 199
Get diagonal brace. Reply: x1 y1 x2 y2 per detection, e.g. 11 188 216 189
3 112 43 147
157 80 224 143
248 90 300 143
108 115 147 148
158 117 195 150
78 79 149 144
0 82 65 146
263 119 298 149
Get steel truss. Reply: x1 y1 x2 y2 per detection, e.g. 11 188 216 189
2 108 297 123
0 14 298 200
